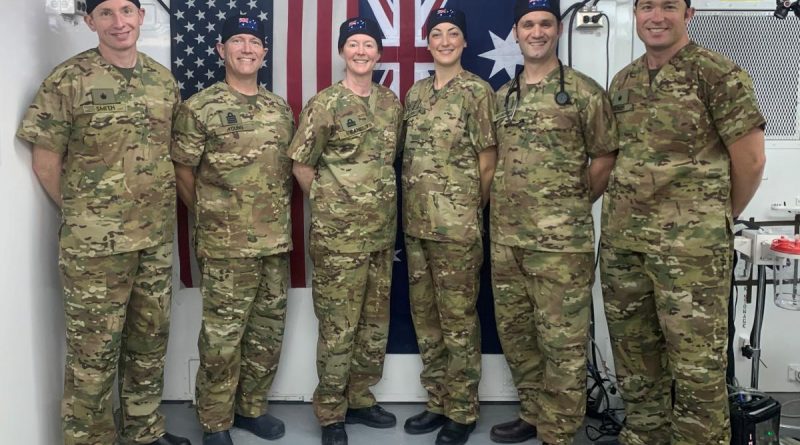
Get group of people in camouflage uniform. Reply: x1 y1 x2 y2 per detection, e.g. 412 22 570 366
17 0 766 444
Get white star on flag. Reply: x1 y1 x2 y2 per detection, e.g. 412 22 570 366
479 30 523 79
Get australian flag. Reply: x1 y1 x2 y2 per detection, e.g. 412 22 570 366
359 0 523 354
362 0 522 95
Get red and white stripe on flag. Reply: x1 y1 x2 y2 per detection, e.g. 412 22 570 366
272 0 360 288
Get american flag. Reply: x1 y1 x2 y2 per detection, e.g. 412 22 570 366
171 0 521 352
170 0 363 289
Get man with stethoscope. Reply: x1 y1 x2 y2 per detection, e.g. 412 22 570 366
489 0 618 444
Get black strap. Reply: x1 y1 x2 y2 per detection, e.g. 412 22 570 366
155 0 169 14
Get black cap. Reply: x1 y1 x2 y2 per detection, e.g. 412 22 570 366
338 17 384 52
220 15 266 44
426 8 468 40
514 0 561 23
87 0 140 15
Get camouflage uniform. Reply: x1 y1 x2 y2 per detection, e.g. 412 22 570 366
288 81 402 425
401 71 496 424
171 82 294 433
491 65 617 444
601 42 766 445
16 49 179 445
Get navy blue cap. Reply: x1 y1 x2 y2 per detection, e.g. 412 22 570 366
515 0 562 23
426 8 468 40
338 17 384 52
220 15 266 44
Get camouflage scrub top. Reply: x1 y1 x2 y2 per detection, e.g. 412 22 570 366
402 71 497 243
491 65 617 252
172 82 295 259
602 42 766 256
288 82 402 253
17 49 180 257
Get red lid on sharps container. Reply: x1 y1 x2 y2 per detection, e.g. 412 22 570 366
771 236 800 255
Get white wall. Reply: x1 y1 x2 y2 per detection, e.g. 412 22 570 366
0 2 174 443
1 6 74 445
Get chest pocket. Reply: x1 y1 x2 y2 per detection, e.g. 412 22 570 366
206 120 263 169
411 104 467 178
329 114 373 161
74 99 144 169
652 83 707 160
143 94 175 152
610 89 633 114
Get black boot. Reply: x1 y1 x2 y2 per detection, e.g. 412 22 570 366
233 412 285 440
489 418 537 443
202 430 233 445
321 422 348 445
146 432 192 445
404 410 447 434
593 438 622 444
435 419 476 445
345 404 397 428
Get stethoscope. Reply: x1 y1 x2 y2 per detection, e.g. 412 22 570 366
503 59 571 122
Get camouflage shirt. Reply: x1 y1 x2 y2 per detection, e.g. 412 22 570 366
492 65 617 252
402 71 497 243
17 49 180 257
602 42 766 256
172 82 295 259
288 82 402 253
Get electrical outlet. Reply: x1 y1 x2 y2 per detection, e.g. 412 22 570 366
738 335 749 351
739 335 754 359
48 0 87 15
787 364 800 382
576 7 604 29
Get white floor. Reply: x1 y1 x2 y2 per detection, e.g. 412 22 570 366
161 394 800 445
161 402 606 445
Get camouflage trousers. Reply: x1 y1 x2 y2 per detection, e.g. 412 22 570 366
196 254 288 433
491 243 593 445
600 246 732 445
310 244 393 425
59 243 172 445
405 235 482 424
